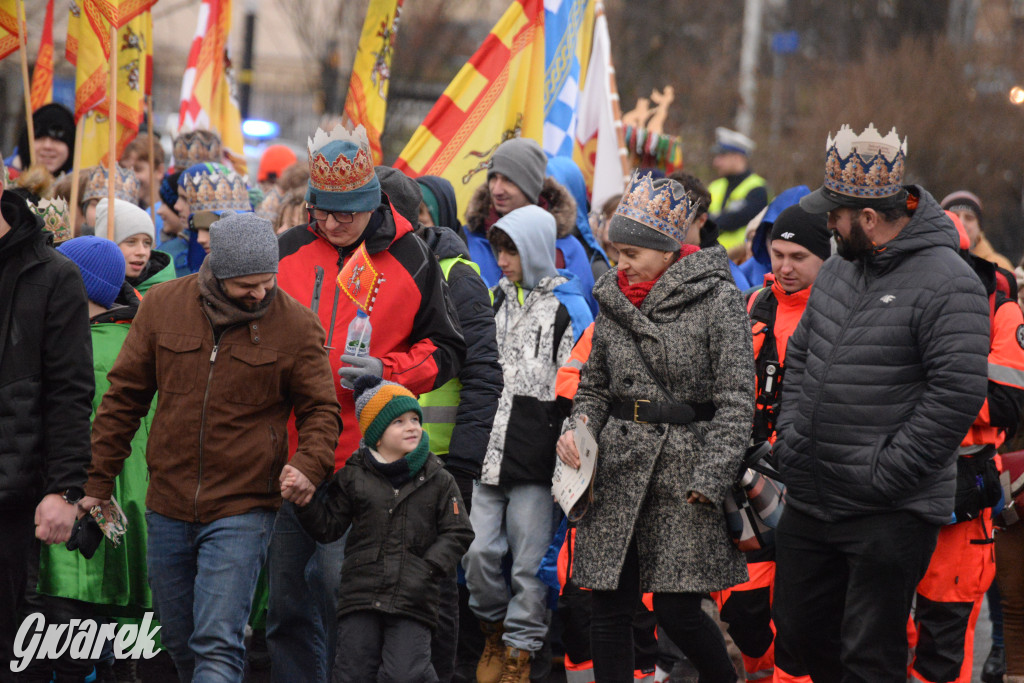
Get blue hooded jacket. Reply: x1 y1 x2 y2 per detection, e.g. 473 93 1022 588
738 185 811 287
546 157 609 266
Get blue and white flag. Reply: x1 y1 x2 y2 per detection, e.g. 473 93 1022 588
542 0 591 158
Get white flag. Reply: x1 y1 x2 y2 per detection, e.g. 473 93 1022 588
573 2 629 211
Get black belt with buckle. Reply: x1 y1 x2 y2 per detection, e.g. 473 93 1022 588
609 399 716 425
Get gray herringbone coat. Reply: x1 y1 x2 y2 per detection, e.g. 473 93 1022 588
572 246 754 592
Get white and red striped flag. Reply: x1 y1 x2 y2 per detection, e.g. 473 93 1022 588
178 0 245 171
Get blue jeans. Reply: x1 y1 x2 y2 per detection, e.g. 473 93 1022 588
265 501 345 683
462 482 556 653
146 508 275 683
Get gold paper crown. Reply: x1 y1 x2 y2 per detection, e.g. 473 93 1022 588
181 168 252 213
307 124 376 193
32 198 72 244
823 123 907 200
82 165 141 205
174 130 223 169
615 171 696 245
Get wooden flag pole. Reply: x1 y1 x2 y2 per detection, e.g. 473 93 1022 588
147 96 158 222
107 23 117 241
15 0 35 166
68 115 86 233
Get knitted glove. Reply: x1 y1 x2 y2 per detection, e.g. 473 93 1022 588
338 355 384 389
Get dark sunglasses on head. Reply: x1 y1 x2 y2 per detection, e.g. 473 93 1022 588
38 126 69 142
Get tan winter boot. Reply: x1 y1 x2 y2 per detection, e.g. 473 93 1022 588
476 621 505 683
497 647 531 683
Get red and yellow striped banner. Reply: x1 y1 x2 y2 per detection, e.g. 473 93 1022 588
178 0 245 171
393 0 545 221
30 0 55 111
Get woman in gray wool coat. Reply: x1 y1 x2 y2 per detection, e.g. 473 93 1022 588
557 171 754 683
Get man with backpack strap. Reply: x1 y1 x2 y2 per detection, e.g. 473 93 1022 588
908 213 1024 683
713 204 829 683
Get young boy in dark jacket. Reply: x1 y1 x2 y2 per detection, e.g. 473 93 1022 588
296 375 474 682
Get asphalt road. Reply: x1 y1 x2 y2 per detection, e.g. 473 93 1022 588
134 598 998 682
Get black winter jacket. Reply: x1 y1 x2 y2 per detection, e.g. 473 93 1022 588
775 187 990 525
415 224 502 478
0 193 93 510
296 449 474 627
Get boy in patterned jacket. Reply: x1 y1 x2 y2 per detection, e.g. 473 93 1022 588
462 204 592 682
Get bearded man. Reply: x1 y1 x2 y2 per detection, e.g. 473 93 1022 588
770 124 990 682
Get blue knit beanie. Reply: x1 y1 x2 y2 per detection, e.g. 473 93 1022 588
57 236 126 309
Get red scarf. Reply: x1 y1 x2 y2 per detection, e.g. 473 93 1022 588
616 245 699 308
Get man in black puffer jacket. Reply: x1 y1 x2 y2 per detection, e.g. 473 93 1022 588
0 184 93 681
771 125 990 683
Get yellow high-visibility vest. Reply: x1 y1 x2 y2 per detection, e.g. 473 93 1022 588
709 173 768 251
419 256 488 456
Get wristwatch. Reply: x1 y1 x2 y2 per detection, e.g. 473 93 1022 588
62 488 84 505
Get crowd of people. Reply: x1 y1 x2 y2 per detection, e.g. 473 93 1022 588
1 100 1023 683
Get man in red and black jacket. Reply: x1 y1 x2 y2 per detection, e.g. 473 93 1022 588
266 125 465 682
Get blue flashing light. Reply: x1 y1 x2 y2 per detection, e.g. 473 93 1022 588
242 119 280 140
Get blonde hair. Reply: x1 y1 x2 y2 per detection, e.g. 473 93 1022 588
274 189 307 232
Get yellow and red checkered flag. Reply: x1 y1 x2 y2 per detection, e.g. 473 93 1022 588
178 0 245 172
0 0 20 62
66 0 154 117
30 0 55 111
393 0 545 221
343 0 403 164
70 6 152 167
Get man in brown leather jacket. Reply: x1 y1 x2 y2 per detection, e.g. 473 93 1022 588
81 212 341 682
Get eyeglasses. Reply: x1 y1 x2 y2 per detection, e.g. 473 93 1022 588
309 207 356 224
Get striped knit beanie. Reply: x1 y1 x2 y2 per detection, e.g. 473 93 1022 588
353 375 423 447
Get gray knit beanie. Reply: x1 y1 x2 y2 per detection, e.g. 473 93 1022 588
208 212 279 279
488 137 547 204
607 178 687 253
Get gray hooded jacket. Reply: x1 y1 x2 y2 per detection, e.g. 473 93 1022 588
483 205 576 485
492 205 558 290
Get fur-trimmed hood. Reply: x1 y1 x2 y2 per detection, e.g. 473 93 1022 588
465 176 578 239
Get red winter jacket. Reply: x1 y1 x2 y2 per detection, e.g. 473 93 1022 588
277 201 465 469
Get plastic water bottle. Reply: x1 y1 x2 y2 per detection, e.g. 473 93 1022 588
344 310 372 358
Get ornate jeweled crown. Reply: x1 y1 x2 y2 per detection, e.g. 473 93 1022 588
31 198 72 244
82 165 142 205
614 171 697 245
174 130 223 169
307 124 376 194
181 167 252 213
256 185 283 222
823 124 907 200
